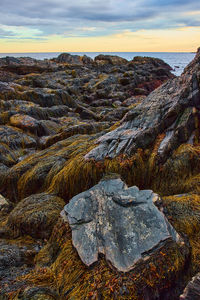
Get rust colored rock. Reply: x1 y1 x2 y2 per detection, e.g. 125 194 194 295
10 114 39 133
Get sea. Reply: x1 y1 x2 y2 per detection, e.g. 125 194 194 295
0 52 196 76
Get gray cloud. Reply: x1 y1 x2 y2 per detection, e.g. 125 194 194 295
0 0 199 39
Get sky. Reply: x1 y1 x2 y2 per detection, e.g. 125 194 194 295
0 0 200 52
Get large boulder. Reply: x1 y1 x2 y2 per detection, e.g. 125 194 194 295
95 54 128 65
62 177 180 272
132 56 173 71
55 53 82 64
54 53 93 65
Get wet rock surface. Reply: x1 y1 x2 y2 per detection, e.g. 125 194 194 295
63 177 180 272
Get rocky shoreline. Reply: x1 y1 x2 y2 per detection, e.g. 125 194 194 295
0 49 199 299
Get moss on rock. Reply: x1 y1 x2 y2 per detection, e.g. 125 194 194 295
7 193 65 239
18 218 189 300
163 194 200 274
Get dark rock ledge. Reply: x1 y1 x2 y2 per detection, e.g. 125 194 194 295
61 177 181 272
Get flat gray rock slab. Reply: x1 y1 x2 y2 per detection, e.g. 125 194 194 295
62 178 180 272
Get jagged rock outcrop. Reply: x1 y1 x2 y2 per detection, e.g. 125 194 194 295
54 53 93 65
0 56 58 75
85 48 200 162
0 53 173 158
0 52 175 202
62 177 180 272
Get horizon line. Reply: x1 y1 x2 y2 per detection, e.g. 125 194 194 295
0 51 195 54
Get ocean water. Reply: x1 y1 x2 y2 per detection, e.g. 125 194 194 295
0 52 195 76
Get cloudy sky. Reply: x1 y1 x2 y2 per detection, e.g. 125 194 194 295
0 0 200 52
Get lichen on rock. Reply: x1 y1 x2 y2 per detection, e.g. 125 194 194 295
62 177 181 272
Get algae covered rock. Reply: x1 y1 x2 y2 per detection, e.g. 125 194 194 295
10 114 40 133
0 50 198 299
62 177 180 272
0 239 37 271
7 193 65 239
0 125 36 150
0 81 15 93
0 236 42 298
8 182 190 300
161 193 200 299
30 215 188 299
162 193 200 274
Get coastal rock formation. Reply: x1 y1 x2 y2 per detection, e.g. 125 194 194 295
0 52 174 202
85 49 200 162
62 177 180 272
3 50 199 203
0 56 58 75
0 49 200 299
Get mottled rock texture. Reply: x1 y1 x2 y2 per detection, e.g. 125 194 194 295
63 177 180 272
